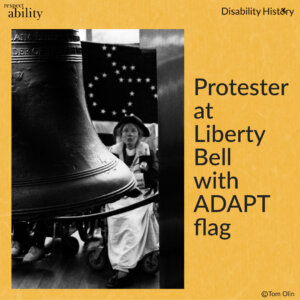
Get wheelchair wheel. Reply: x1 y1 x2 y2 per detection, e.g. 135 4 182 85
77 219 96 242
61 236 79 256
141 251 159 274
86 246 108 271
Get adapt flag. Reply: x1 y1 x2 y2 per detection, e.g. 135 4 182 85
81 41 158 146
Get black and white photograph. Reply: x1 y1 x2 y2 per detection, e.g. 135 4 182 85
11 29 184 289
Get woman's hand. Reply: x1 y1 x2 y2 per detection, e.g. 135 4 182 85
139 161 149 172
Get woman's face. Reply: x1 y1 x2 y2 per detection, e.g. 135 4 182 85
121 123 140 148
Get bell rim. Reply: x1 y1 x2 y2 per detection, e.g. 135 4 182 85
12 175 137 221
12 160 118 187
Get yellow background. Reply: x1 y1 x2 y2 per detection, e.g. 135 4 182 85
0 0 299 299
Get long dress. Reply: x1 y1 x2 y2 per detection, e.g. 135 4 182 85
105 141 159 272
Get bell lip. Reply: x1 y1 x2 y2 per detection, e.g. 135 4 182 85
12 175 137 221
12 160 117 187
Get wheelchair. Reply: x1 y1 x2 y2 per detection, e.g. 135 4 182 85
83 191 160 275
86 216 159 275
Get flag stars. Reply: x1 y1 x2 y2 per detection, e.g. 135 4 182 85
115 70 120 74
127 101 133 107
111 46 117 51
122 65 127 70
88 83 93 88
102 73 107 78
107 53 112 58
92 102 97 107
154 93 158 98
122 109 127 114
136 78 142 83
100 109 106 114
89 93 94 98
130 65 135 70
119 78 124 82
102 45 107 50
129 91 135 96
112 62 117 66
94 76 99 81
128 78 133 83
112 110 117 115
150 85 155 90
145 78 151 82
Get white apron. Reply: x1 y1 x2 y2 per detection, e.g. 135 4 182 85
106 142 159 272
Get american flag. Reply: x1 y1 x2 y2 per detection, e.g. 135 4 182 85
81 42 158 147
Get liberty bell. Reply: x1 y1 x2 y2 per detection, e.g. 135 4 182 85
12 29 136 221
